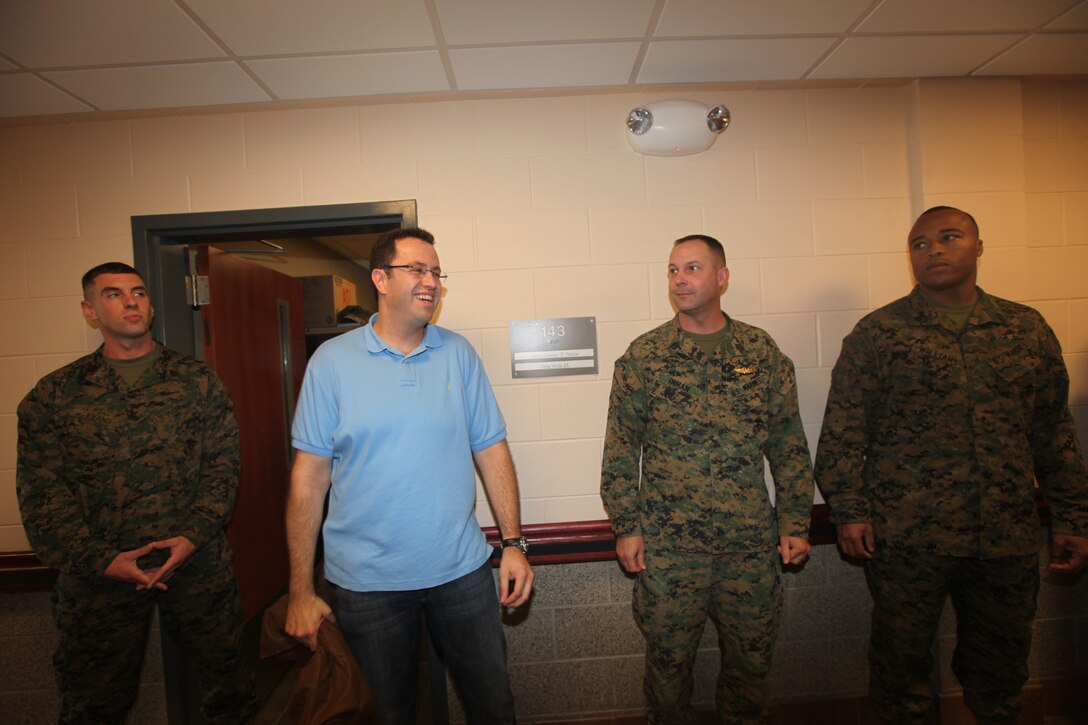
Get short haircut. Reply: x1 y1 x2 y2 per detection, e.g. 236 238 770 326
81 262 144 299
673 234 727 266
917 206 980 237
370 227 436 271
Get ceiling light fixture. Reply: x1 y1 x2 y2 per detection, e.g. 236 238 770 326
626 99 730 156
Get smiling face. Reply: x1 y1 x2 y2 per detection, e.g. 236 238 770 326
80 272 155 353
372 236 441 330
908 208 983 304
668 239 729 330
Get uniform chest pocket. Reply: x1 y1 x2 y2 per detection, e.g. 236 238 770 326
721 362 767 400
139 408 204 459
715 362 770 433
646 378 701 410
61 413 123 454
991 349 1040 385
59 415 125 490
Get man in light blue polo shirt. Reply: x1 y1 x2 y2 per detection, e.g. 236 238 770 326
285 227 534 723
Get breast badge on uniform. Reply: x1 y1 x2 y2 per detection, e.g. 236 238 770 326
733 365 757 375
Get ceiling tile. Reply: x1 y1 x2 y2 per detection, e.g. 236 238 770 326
435 0 656 44
810 35 1023 79
656 0 873 36
451 43 640 90
0 0 224 67
184 0 435 55
858 0 1080 32
640 38 836 83
42 63 271 111
1047 3 1088 29
0 0 1084 121
248 52 450 99
976 33 1088 75
0 74 94 116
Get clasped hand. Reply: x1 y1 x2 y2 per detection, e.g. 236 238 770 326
103 536 196 591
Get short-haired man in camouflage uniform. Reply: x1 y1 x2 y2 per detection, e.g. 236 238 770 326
601 235 814 724
815 207 1088 724
16 262 258 724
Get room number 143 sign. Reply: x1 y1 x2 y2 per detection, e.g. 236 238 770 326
509 317 598 378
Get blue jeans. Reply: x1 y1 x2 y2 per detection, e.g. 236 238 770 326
336 560 515 724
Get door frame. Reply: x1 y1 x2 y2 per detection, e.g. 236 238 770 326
132 199 417 357
130 199 416 724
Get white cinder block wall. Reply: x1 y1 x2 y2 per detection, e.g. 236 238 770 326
1 78 1086 553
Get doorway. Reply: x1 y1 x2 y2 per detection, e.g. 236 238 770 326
131 200 417 724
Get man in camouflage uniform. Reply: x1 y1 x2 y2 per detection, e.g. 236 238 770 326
16 262 258 724
601 235 814 724
815 207 1088 724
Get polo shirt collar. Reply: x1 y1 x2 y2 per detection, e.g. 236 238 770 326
363 313 444 357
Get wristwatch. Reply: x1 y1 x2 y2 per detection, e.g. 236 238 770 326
501 536 529 554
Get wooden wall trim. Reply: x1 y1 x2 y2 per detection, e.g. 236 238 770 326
5 497 1055 586
485 520 618 565
484 504 836 565
0 552 57 591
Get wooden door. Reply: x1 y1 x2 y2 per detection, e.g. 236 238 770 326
197 246 305 619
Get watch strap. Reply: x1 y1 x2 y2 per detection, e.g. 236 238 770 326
500 536 528 553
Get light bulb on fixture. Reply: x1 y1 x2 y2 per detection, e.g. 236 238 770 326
625 99 731 156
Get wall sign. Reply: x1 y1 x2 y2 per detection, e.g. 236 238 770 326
509 317 598 378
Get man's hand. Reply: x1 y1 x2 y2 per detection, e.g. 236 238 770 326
285 451 334 651
498 547 534 608
837 522 876 560
778 536 811 565
139 536 197 591
1047 533 1088 573
616 535 647 573
285 593 334 652
104 543 166 591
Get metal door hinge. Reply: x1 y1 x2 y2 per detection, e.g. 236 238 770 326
185 274 211 307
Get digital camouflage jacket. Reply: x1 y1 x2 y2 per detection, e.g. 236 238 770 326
17 343 240 577
601 316 814 554
815 287 1088 558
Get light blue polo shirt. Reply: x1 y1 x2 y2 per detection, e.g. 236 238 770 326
292 315 507 591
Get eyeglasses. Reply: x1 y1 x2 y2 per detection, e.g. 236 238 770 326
380 265 448 281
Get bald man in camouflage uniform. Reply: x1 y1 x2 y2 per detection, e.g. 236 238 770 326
17 262 257 724
815 207 1088 724
602 235 814 725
